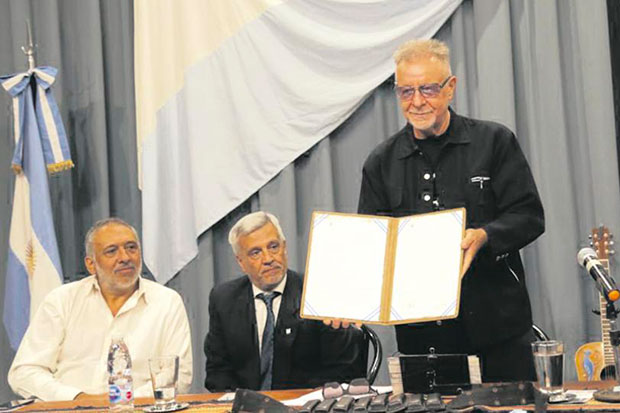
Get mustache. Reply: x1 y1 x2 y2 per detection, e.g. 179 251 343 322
261 263 282 272
115 264 137 273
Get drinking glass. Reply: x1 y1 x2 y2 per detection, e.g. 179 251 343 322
148 355 179 409
531 340 564 395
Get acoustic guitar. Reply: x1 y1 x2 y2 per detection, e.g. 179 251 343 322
575 225 616 381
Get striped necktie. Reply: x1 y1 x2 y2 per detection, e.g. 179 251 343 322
257 291 280 390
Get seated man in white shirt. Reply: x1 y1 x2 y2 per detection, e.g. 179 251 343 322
8 218 193 401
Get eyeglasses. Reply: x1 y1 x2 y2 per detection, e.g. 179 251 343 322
246 241 282 261
394 76 452 100
322 378 375 399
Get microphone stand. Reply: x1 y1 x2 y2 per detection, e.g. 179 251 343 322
594 299 620 402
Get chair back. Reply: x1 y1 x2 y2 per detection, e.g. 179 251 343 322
532 324 550 341
361 325 383 384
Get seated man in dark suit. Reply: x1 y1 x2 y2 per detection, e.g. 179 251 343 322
204 211 366 391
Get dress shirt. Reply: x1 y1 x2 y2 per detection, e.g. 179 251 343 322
251 274 287 352
8 275 192 401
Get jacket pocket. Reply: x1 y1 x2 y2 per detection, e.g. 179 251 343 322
467 173 493 223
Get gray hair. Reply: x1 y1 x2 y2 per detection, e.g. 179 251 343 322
393 38 451 73
84 217 140 257
228 211 286 255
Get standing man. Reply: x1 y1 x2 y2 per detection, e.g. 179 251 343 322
358 39 544 381
8 218 192 401
204 211 366 391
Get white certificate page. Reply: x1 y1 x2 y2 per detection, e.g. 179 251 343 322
390 209 464 321
302 213 388 322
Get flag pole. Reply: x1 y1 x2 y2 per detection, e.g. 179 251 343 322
20 19 36 71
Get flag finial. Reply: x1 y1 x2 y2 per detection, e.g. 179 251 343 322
20 20 36 72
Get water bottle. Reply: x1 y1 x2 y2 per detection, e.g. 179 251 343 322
107 336 134 411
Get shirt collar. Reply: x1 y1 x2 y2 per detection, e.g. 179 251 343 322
397 108 470 159
252 272 287 298
89 274 148 304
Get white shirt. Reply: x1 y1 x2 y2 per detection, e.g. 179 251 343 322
252 274 287 352
8 276 193 401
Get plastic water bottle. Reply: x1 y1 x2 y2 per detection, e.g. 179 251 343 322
107 337 134 411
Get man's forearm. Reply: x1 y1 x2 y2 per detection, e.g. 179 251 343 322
8 366 82 401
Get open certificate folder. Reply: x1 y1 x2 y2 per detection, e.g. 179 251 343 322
301 208 465 325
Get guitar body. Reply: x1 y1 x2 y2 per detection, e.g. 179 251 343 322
575 225 617 381
575 341 615 381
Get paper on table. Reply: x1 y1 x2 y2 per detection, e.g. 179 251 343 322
217 392 235 401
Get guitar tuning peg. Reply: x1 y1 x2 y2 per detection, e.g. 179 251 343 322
610 240 615 247
611 249 616 256
589 234 593 239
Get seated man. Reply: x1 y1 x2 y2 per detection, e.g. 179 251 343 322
8 218 192 401
204 211 366 391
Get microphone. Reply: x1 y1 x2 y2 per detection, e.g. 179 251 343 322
578 247 620 302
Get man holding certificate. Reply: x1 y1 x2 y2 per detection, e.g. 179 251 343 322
358 39 545 381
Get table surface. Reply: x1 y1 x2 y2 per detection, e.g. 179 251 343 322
14 381 620 412
16 388 308 412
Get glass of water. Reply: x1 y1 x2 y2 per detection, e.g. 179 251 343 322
531 340 564 395
148 355 179 410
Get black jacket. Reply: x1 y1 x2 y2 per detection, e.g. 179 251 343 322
204 270 366 391
358 111 544 349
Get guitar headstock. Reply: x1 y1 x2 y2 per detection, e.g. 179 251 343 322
590 225 615 260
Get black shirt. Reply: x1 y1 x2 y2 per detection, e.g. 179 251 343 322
358 109 544 350
414 134 445 168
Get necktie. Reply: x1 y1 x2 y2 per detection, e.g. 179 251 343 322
257 292 279 390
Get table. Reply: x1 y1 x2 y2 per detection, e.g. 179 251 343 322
14 382 620 412
447 381 620 412
16 389 309 412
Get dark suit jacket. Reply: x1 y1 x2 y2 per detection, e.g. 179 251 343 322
204 270 366 391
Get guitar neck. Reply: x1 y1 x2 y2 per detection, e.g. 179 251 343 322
599 258 615 365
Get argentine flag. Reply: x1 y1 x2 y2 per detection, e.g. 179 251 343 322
1 67 73 350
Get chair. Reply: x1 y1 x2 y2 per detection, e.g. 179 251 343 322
532 324 550 341
361 325 383 385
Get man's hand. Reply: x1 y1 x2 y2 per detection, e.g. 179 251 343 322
460 228 488 276
323 319 362 329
